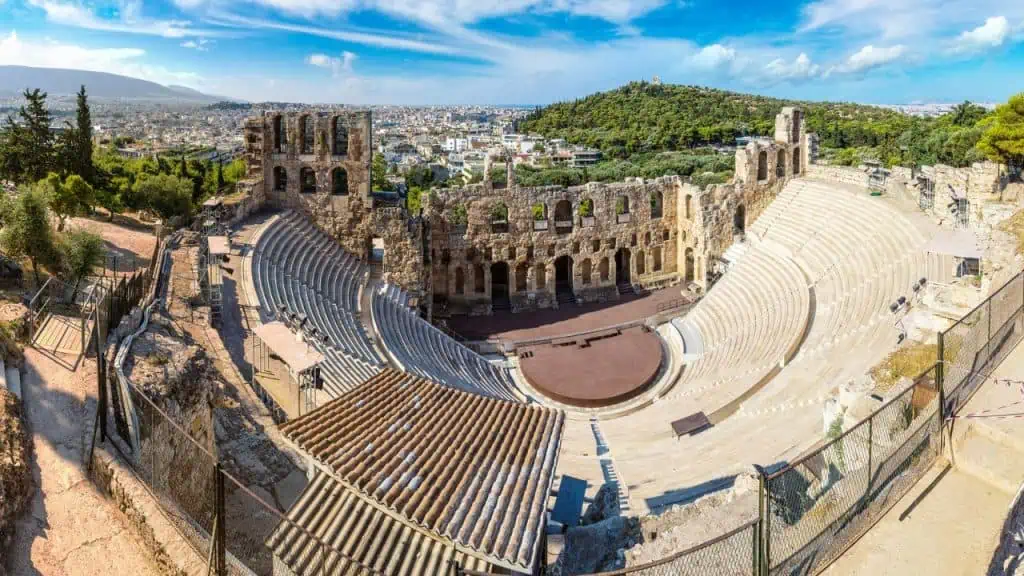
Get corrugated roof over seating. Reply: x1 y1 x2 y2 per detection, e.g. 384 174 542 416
267 471 494 576
279 369 564 572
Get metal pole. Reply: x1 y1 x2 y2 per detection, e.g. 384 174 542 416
867 414 873 488
215 463 226 576
759 471 769 576
937 332 945 419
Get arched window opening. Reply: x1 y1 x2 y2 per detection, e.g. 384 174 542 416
300 115 314 155
663 229 670 242
685 195 693 220
554 199 573 232
272 115 284 152
616 195 630 223
516 263 528 292
535 265 547 290
793 148 801 175
581 259 592 285
599 258 609 282
474 263 485 293
685 248 694 283
734 204 746 234
757 150 768 181
300 167 316 194
331 167 348 196
532 202 548 231
273 166 287 191
644 231 651 246
333 117 348 156
650 190 663 218
776 149 786 178
636 250 646 275
653 247 662 272
490 202 509 233
454 267 464 295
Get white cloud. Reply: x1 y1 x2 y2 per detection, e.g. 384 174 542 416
763 53 820 81
307 51 357 76
689 44 736 70
827 44 906 75
180 38 212 51
949 16 1011 54
0 30 201 86
27 0 223 38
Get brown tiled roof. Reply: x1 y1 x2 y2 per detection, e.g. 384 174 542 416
279 369 564 572
267 471 494 576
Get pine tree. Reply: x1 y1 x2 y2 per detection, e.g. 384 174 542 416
20 89 55 183
73 85 94 184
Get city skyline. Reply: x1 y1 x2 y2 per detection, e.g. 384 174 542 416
1 0 1023 105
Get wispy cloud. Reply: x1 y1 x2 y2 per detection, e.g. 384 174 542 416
204 10 468 58
0 30 201 86
827 44 907 76
180 38 212 51
307 51 357 76
26 0 223 38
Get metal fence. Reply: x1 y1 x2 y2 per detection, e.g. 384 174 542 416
940 270 1024 416
764 374 940 576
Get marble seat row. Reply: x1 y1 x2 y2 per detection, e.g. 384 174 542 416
594 178 931 509
252 213 380 364
371 284 522 402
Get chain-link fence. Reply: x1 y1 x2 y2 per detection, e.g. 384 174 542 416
764 374 940 576
941 271 1024 416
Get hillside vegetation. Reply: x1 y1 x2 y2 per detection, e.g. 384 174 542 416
519 82 993 169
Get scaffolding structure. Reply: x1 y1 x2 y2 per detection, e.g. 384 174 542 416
917 175 935 210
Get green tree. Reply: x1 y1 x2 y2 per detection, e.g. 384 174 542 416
372 154 393 191
56 229 104 300
0 89 55 184
406 186 424 214
978 93 1024 171
65 85 94 184
951 101 988 127
0 183 57 286
133 173 193 221
44 173 96 231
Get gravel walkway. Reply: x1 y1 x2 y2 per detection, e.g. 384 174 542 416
4 349 160 576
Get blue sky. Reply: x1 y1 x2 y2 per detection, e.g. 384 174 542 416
1 0 1024 105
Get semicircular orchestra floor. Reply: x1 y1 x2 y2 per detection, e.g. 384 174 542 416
518 326 663 408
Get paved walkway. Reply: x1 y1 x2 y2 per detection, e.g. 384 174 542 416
5 349 159 576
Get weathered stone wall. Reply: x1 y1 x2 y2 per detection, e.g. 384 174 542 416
804 164 871 188
429 175 682 313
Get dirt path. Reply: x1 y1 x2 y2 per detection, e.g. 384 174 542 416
4 349 160 576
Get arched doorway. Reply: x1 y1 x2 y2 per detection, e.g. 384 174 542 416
776 149 786 178
491 262 510 310
793 148 801 175
685 248 694 283
554 255 573 302
757 150 768 181
734 204 746 235
615 248 631 287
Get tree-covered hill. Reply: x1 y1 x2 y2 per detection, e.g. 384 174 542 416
519 81 990 168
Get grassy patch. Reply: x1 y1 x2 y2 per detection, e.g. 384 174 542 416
869 341 939 393
999 209 1024 255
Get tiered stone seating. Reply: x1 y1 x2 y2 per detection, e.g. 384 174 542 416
371 284 522 402
595 178 930 512
251 212 383 398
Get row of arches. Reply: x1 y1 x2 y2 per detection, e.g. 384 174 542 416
755 148 802 181
272 166 349 196
450 247 665 299
499 192 666 224
271 115 350 156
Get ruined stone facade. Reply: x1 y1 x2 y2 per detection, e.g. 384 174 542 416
244 107 815 315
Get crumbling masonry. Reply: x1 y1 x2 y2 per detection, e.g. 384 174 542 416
243 107 815 315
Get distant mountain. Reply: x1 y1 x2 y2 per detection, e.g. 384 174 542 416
0 66 232 103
